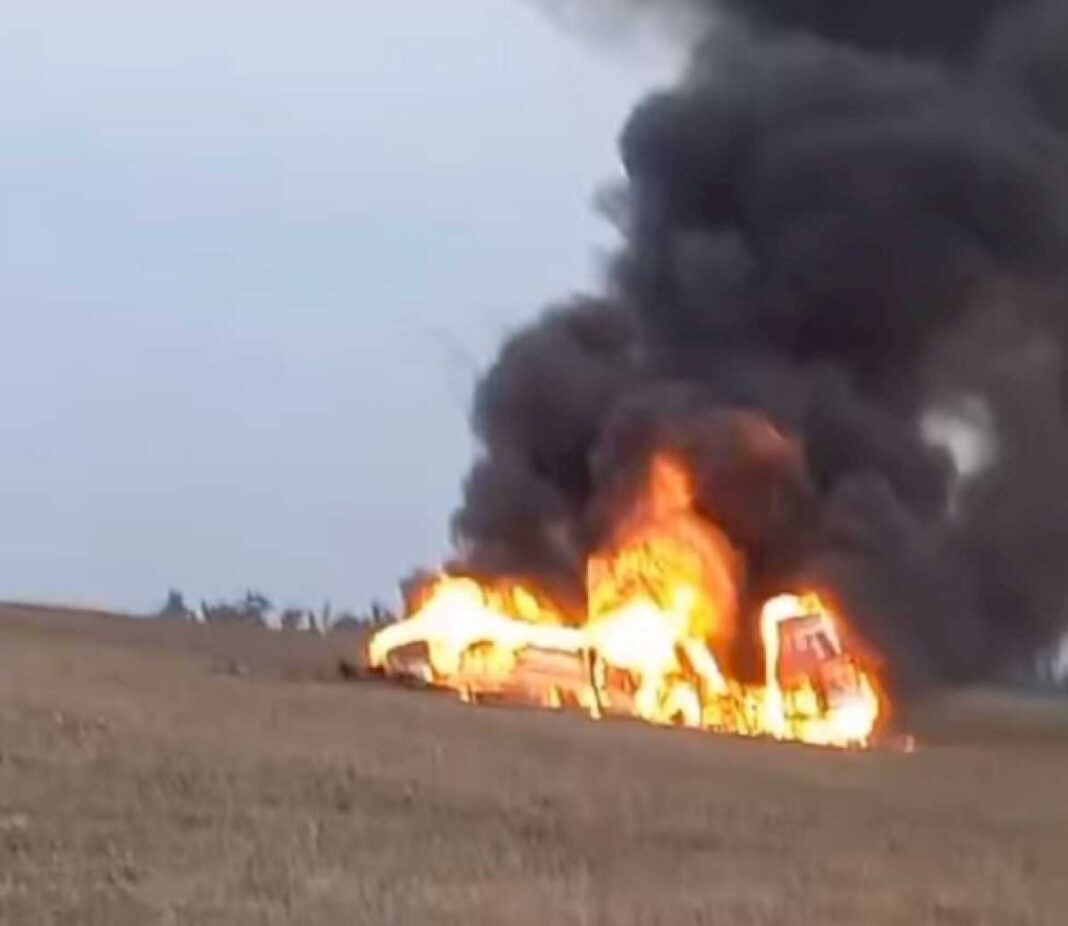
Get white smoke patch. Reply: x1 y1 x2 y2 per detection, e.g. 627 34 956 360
922 396 996 481
1051 633 1068 684
1034 622 1068 689
921 397 996 520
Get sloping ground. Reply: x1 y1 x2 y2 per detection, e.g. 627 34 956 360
1 607 1066 925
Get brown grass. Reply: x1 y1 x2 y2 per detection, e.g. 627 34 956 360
1 604 1066 925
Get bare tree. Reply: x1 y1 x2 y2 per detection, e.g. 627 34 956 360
158 589 193 621
280 609 306 632
201 590 273 628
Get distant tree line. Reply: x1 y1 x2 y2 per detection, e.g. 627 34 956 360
156 588 394 633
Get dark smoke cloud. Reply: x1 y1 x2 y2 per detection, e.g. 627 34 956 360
723 0 1021 61
453 0 1068 686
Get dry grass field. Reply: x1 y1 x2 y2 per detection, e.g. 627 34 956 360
1 604 1067 925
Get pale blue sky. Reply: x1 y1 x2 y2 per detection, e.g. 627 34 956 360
0 1 675 612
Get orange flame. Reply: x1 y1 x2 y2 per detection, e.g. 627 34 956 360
370 455 884 749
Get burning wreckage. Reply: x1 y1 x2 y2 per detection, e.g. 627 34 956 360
370 456 882 750
371 0 1068 752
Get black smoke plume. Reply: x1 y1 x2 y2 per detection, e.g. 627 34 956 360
451 0 1068 686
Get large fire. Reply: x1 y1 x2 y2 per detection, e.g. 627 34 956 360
369 454 884 749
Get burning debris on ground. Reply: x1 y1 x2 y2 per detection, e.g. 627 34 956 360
371 454 882 748
371 0 1068 749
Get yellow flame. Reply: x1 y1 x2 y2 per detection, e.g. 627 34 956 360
368 577 582 681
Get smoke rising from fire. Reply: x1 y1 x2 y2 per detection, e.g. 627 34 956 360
451 0 1068 686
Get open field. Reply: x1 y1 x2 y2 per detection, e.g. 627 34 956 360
1 604 1067 924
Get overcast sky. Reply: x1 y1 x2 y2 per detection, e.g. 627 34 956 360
0 2 676 613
